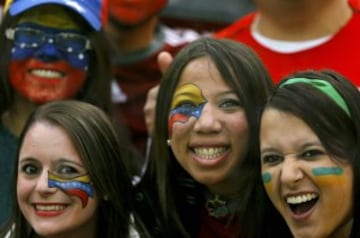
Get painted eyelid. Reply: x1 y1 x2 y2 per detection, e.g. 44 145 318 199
171 95 204 110
172 100 196 109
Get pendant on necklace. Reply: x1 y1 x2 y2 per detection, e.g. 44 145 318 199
205 194 229 218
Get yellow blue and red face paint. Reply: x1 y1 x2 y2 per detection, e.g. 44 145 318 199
168 84 207 137
10 22 90 71
48 172 94 207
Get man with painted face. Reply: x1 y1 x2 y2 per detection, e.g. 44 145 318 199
0 0 111 225
106 0 201 169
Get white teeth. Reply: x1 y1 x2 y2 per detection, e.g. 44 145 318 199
286 193 318 204
193 147 227 160
35 205 66 211
31 69 63 78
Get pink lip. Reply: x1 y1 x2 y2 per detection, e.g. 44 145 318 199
35 210 65 217
32 203 68 217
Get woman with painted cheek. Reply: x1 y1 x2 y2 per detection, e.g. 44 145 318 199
260 70 360 238
168 59 249 195
17 122 99 237
7 6 91 103
137 37 292 237
0 100 133 237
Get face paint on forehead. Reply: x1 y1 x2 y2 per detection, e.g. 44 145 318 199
18 6 81 30
168 83 207 136
48 171 94 208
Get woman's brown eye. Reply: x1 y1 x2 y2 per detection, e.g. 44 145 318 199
22 164 38 174
262 155 282 164
58 166 78 175
302 149 324 159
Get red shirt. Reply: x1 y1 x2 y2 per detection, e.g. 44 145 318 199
199 209 245 238
214 4 360 86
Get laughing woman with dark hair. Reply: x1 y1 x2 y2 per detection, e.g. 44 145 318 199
260 70 360 238
135 37 291 238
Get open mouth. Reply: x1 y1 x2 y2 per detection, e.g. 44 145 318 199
286 193 319 215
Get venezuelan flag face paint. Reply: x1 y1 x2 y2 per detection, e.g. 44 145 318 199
8 6 90 103
48 172 94 208
167 57 249 193
260 108 353 238
168 83 207 137
17 122 98 236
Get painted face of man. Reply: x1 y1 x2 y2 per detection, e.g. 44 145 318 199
17 122 98 237
7 6 91 103
168 57 249 194
108 0 167 25
260 108 353 238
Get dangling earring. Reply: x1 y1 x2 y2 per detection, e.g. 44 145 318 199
166 139 171 146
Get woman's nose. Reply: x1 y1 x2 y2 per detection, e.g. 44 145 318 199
280 157 304 187
35 170 57 195
193 103 222 133
33 38 62 62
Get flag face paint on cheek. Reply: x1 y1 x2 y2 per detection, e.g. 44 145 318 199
312 167 345 186
262 171 272 194
48 172 95 208
168 83 207 136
